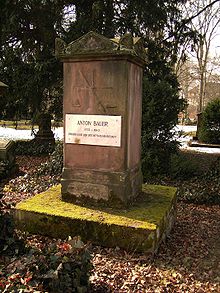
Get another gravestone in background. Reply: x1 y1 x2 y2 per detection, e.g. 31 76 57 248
56 31 146 207
34 113 55 144
0 140 16 178
0 82 16 178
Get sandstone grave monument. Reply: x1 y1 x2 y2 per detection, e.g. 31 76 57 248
56 31 145 207
14 32 177 254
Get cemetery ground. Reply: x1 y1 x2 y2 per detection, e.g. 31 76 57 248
0 149 220 292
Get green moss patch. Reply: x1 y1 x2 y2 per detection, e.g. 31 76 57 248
13 184 177 253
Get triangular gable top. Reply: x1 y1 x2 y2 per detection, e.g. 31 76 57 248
55 31 146 64
56 31 118 57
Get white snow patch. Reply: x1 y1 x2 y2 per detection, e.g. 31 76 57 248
0 125 219 154
0 127 63 141
175 125 220 154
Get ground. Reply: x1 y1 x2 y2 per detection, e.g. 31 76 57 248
0 153 220 292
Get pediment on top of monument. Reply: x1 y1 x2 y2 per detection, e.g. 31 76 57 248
55 31 146 64
55 31 118 57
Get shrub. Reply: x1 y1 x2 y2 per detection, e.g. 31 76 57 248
14 140 55 156
0 201 92 292
141 137 178 179
170 152 199 180
0 160 11 179
40 238 92 293
141 66 185 180
198 98 220 144
36 141 63 177
178 157 220 204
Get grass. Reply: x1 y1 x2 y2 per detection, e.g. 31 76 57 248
0 120 37 130
0 119 63 130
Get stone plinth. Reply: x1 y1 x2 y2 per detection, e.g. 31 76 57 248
56 31 146 207
13 184 177 254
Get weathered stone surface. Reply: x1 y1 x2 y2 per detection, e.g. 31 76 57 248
55 31 146 65
0 139 16 177
13 184 177 254
0 140 15 164
61 166 142 207
59 31 145 207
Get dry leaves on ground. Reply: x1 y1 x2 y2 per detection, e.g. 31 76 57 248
0 155 220 292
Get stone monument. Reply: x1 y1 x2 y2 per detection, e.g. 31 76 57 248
34 113 55 143
55 31 146 207
14 32 177 253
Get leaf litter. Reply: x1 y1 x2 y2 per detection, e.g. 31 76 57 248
0 155 219 292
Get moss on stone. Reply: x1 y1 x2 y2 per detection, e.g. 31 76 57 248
14 184 177 253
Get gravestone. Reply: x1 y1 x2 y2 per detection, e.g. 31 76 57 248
14 32 177 254
0 140 16 176
195 112 203 141
34 113 55 143
56 31 146 207
0 140 15 164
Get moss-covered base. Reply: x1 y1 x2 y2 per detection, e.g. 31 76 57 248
13 184 177 254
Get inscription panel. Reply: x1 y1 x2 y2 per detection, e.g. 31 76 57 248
65 114 121 147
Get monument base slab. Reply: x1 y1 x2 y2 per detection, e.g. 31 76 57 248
13 184 177 254
61 166 143 208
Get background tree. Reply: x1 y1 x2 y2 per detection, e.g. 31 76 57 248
182 0 220 113
0 0 66 120
1 0 203 176
198 98 220 143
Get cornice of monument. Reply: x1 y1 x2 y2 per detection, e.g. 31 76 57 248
55 31 146 65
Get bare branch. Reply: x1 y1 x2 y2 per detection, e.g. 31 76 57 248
183 0 220 25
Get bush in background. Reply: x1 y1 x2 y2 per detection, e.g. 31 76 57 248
178 157 220 204
14 140 55 156
142 137 178 179
36 141 63 177
198 98 220 144
141 73 185 180
0 160 11 179
170 152 200 180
